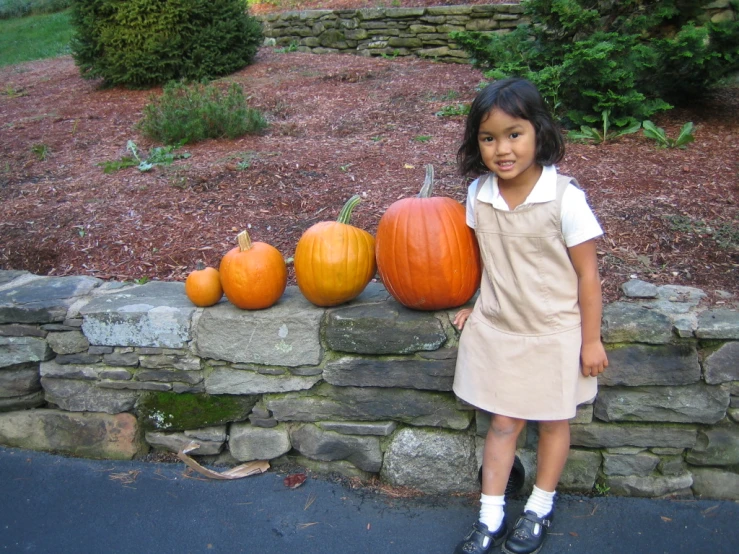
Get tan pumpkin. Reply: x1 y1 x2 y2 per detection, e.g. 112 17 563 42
184 262 223 307
219 231 287 310
294 195 376 307
375 165 482 310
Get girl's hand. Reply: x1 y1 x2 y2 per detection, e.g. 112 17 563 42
581 340 608 377
454 308 473 330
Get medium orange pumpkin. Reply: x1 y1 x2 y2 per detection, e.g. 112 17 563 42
294 194 376 307
375 165 482 311
184 262 223 307
219 231 287 310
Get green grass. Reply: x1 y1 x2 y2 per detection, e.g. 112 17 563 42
0 8 73 67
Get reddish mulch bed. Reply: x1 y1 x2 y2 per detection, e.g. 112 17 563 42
0 2 736 306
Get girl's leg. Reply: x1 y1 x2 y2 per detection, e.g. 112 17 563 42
503 420 569 554
481 414 526 495
533 419 570 493
455 414 525 554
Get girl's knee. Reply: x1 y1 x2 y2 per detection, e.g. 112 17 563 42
489 414 526 437
538 419 570 435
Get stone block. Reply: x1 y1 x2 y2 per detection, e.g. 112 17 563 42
0 390 45 412
601 343 700 386
318 420 397 436
205 367 322 395
145 430 224 456
266 383 472 430
607 473 693 497
229 422 291 461
81 282 195 348
697 309 739 339
0 365 40 397
594 384 729 424
46 331 89 355
136 391 258 432
560 449 601 492
194 287 322 367
0 275 101 324
602 303 674 344
704 342 739 384
323 356 454 391
0 409 144 459
0 336 52 368
289 423 382 472
571 422 697 449
603 451 660 476
381 427 477 494
325 301 446 354
691 468 739 500
686 426 739 466
42 377 138 414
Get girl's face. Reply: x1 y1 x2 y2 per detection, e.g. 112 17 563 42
478 108 540 188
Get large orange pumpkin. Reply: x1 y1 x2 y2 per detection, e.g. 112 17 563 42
375 165 482 311
294 195 376 307
184 262 223 307
219 231 287 310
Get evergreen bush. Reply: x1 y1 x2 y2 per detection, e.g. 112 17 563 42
138 80 267 145
452 0 739 129
70 0 262 88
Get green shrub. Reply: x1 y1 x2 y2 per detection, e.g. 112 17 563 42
138 80 267 145
70 0 262 88
0 0 71 20
452 0 739 129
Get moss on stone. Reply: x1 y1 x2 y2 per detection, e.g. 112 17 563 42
137 391 258 431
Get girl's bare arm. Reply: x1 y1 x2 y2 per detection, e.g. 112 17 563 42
568 239 609 377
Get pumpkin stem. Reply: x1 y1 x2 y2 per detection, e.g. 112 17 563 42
195 261 206 271
337 194 362 224
236 231 253 252
418 164 435 198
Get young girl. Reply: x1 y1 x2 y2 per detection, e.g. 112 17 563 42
452 78 608 554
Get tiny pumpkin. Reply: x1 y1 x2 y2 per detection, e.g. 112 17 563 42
294 194 376 307
184 262 223 307
375 165 482 311
219 230 287 310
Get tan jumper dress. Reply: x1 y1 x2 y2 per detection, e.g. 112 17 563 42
453 174 597 421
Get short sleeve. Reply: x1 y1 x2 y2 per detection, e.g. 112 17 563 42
466 178 481 228
561 185 603 247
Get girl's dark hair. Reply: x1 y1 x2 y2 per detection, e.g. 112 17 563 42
457 78 565 177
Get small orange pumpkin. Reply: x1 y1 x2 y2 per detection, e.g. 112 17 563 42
375 165 482 311
219 231 287 310
294 194 376 307
184 262 223 307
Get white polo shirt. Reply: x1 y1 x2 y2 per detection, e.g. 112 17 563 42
465 165 603 248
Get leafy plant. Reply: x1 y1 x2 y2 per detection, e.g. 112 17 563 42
31 143 50 160
642 121 695 149
70 0 262 88
138 80 267 145
275 41 299 53
594 482 610 496
568 110 641 144
99 141 190 174
413 135 432 143
435 103 470 117
451 0 739 129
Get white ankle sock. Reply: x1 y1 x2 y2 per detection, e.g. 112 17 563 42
524 485 555 518
479 493 506 544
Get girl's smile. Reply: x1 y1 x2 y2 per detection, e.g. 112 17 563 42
478 108 541 193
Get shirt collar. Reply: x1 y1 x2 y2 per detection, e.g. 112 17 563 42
478 165 557 210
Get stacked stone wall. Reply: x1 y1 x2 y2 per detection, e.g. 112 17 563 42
255 2 737 63
0 269 737 499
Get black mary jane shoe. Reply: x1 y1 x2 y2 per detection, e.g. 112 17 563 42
454 518 508 554
501 510 553 554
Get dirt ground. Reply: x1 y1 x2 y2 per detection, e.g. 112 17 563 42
0 1 736 306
